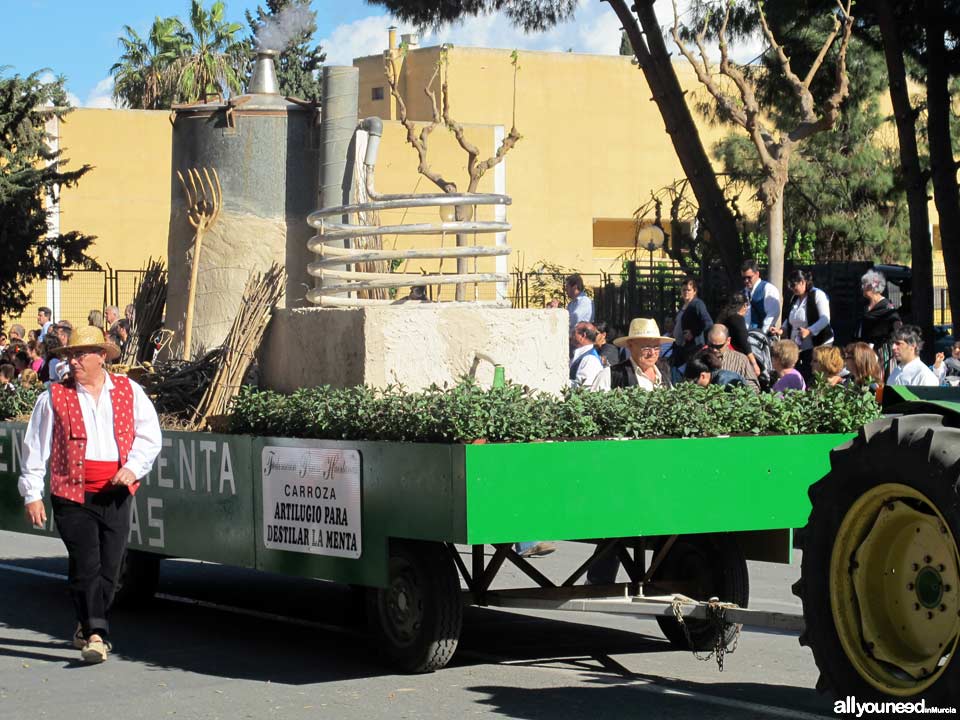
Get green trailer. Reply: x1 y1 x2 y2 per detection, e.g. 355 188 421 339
1 385 958 704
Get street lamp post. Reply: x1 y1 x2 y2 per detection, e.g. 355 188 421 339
636 224 665 276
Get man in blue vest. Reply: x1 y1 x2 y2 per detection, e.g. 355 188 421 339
741 260 781 333
569 322 607 389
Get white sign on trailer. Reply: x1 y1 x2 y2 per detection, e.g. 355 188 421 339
261 446 361 559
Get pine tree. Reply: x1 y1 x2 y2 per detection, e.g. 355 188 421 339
245 0 325 101
0 71 98 321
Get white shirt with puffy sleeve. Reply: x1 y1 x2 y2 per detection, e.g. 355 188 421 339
18 372 162 504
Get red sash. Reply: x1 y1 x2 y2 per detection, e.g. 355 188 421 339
83 459 121 493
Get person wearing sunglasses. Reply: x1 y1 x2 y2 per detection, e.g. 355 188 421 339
17 326 161 665
740 259 781 333
705 324 760 393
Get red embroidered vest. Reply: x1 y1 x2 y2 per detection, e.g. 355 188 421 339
49 375 138 501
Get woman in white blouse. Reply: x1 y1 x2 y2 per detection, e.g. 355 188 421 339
771 270 833 383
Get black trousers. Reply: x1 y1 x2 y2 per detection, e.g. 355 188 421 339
51 488 132 640
797 348 814 384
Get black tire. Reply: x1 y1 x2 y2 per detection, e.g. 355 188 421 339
650 533 749 650
797 414 960 703
113 549 161 608
367 541 463 673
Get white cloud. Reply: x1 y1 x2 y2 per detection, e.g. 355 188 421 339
37 71 81 107
418 2 624 56
321 13 398 65
319 1 765 67
83 76 121 109
318 2 634 66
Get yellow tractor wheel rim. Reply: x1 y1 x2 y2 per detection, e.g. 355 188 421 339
830 483 960 696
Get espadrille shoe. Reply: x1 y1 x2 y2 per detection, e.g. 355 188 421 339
81 639 108 664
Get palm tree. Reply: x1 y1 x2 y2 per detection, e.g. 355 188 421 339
110 17 187 109
173 0 246 103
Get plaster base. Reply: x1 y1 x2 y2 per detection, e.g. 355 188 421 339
260 305 569 394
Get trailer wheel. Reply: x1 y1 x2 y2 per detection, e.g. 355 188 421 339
367 541 462 673
651 533 749 650
797 415 960 703
113 550 160 608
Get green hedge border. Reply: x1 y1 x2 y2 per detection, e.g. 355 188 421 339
227 380 881 443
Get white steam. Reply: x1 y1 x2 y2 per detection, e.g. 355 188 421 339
256 5 316 51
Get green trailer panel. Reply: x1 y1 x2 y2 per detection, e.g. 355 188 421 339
250 437 466 587
462 434 853 544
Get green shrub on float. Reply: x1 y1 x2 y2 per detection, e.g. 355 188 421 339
227 379 881 443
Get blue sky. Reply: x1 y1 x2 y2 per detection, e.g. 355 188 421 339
2 1 746 107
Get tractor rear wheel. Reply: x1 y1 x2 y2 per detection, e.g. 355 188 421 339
797 415 960 703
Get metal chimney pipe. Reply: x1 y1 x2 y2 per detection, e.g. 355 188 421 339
248 49 280 94
319 66 359 215
315 65 360 299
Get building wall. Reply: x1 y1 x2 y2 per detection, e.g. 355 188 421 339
59 109 171 268
4 108 171 332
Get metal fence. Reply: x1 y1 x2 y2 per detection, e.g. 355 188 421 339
508 272 606 309
2 268 154 332
934 271 952 326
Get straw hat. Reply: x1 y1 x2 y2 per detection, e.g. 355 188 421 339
51 325 120 362
613 318 674 348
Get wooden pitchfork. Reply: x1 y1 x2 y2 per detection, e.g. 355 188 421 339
177 167 222 360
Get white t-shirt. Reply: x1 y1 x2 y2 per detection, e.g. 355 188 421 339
888 357 940 387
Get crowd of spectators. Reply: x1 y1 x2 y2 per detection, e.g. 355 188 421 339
0 304 137 392
561 262 957 398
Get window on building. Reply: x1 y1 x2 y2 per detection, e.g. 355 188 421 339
371 86 385 101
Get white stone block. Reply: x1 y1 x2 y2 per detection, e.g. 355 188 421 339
260 305 569 395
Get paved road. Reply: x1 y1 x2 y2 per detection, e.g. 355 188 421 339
0 530 837 720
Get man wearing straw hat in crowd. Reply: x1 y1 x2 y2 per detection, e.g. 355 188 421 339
608 318 675 390
17 326 161 664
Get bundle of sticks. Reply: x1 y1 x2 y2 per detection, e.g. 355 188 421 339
137 350 220 418
122 258 168 366
192 263 286 428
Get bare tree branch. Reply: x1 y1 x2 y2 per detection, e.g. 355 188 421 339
439 51 482 183
672 0 776 169
788 0 854 141
384 52 456 192
384 47 522 197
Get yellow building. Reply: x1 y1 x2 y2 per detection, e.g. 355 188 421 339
4 40 949 327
